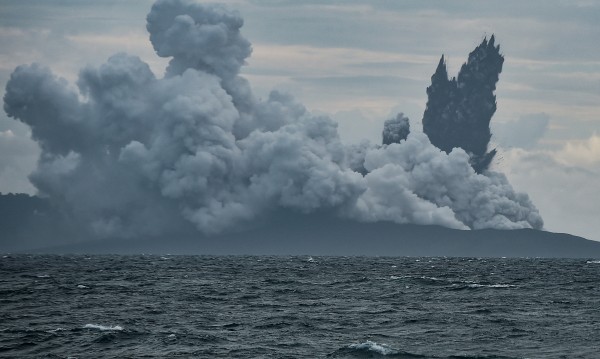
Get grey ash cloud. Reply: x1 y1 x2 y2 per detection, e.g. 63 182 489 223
422 36 503 173
382 113 410 146
2 0 543 242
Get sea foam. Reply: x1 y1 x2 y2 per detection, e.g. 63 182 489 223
467 283 514 289
83 324 123 331
348 341 399 355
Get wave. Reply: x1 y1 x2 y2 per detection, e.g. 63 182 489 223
350 341 399 355
83 323 123 331
329 341 426 358
466 284 515 289
333 341 524 358
389 275 446 283
392 275 515 290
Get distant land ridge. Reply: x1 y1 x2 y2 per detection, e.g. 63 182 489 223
11 212 600 259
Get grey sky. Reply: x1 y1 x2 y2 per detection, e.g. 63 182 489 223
1 0 599 240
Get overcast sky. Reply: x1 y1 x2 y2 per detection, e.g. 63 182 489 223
1 0 599 241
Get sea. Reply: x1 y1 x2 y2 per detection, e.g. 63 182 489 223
1 255 599 358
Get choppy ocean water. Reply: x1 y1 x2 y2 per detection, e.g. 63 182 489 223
1 255 599 358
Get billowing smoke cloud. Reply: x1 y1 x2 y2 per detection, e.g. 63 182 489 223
422 36 503 173
358 133 542 230
147 0 251 79
382 113 410 146
3 0 543 239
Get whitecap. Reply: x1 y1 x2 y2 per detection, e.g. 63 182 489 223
37 274 51 278
83 324 123 331
586 260 600 264
348 340 398 355
467 283 514 289
489 284 514 288
307 256 316 263
390 275 400 280
76 284 89 289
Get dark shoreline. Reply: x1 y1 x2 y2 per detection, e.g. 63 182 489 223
9 214 600 259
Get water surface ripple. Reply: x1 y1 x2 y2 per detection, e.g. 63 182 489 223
1 255 599 358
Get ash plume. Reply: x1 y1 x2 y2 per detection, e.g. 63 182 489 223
3 0 542 240
382 113 410 146
422 36 503 173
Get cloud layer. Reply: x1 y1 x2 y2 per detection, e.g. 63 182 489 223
3 0 542 239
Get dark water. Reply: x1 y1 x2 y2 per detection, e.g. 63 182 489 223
1 255 599 358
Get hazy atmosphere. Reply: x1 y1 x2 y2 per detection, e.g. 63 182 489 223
1 0 599 242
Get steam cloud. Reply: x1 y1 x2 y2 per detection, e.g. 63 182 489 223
3 0 543 239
